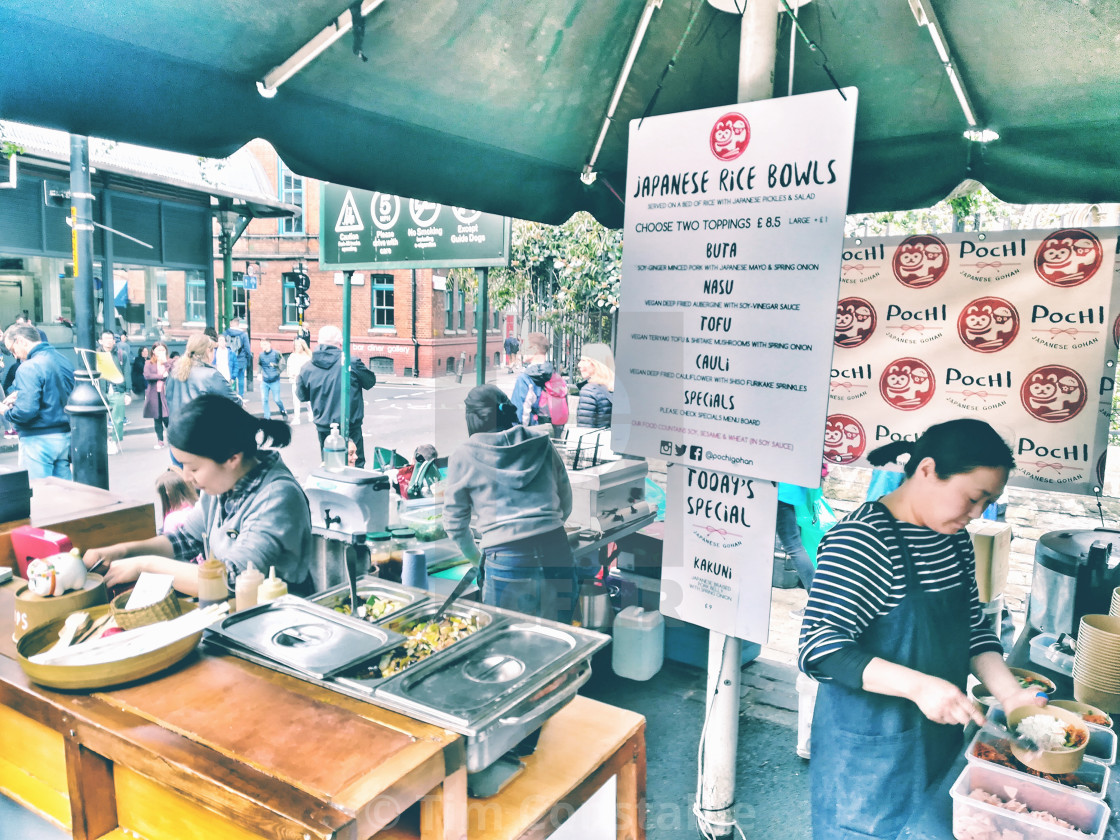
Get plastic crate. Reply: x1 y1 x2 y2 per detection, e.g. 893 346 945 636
965 726 1110 798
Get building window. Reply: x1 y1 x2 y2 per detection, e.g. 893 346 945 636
278 162 304 235
445 285 454 331
371 274 394 328
185 270 207 322
232 276 247 321
457 287 466 330
155 272 168 322
282 274 298 325
491 310 499 331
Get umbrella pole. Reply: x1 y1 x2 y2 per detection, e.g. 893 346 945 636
341 270 352 441
697 1 781 837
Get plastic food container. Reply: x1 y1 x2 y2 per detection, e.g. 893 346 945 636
397 507 447 542
1030 632 1075 677
1084 722 1117 766
950 761 1110 840
611 606 664 681
965 727 1110 799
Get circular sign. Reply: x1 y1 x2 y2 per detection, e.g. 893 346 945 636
370 193 400 231
452 207 482 224
1020 365 1087 422
957 297 1019 353
709 112 750 161
879 358 936 410
834 297 877 347
892 235 950 288
1034 229 1103 287
409 199 441 228
823 414 867 464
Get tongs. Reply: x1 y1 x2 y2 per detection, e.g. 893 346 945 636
979 717 1040 754
431 567 478 622
344 545 366 619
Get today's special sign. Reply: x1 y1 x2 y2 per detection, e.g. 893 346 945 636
611 88 858 487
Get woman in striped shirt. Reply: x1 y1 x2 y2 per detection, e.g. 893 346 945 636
798 419 1046 840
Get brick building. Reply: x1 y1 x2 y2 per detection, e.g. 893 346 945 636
192 140 503 378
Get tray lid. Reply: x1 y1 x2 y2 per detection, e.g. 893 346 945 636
208 595 405 679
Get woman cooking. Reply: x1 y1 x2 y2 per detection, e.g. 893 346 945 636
82 394 313 595
798 419 1045 840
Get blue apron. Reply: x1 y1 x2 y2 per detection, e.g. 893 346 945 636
810 504 971 840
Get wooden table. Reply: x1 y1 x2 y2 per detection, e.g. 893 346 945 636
29 478 157 554
0 581 647 840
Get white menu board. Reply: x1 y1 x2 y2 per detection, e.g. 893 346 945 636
661 465 777 642
612 89 858 486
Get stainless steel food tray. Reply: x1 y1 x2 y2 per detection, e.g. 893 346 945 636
309 575 431 621
205 595 406 679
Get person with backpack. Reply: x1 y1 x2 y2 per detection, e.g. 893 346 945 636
502 334 520 372
510 332 569 438
256 338 288 421
223 317 251 397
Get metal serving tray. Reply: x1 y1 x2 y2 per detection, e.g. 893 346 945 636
206 595 405 679
309 576 431 622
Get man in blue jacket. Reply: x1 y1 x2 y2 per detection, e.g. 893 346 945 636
0 324 76 479
223 317 251 397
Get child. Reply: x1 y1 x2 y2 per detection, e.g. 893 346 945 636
156 467 198 536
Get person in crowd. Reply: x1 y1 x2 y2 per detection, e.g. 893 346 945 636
98 330 131 451
203 326 219 342
257 337 287 420
511 332 568 438
115 332 132 387
575 343 614 429
143 342 173 449
285 337 313 425
156 466 199 535
296 325 377 467
865 441 908 502
443 384 575 624
214 333 233 382
165 333 238 419
0 323 75 479
777 482 816 600
503 334 521 372
223 316 251 397
131 345 149 395
798 419 1047 840
82 394 313 595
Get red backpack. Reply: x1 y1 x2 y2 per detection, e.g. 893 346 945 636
537 372 570 426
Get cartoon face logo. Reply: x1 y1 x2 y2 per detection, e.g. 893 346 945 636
879 358 936 410
823 414 866 464
1114 313 1120 349
834 297 877 348
710 112 750 161
957 297 1019 353
1020 365 1087 422
1034 229 1103 287
892 235 950 288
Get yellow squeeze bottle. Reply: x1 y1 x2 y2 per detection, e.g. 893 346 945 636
235 563 264 612
257 566 288 603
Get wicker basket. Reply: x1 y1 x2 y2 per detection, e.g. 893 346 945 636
110 587 183 630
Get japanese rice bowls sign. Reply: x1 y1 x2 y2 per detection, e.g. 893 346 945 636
1073 614 1120 714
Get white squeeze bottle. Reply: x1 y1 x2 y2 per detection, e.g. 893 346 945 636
323 423 347 470
257 566 288 603
235 563 264 612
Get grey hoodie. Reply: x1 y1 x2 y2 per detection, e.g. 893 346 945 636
443 424 572 561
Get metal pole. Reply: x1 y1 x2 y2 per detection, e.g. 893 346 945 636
475 267 488 385
411 269 419 377
340 269 352 440
699 1 780 836
101 193 115 333
66 368 108 489
69 135 96 352
221 234 233 332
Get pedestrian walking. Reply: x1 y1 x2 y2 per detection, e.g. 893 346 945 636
223 316 251 397
0 323 75 479
166 333 238 419
131 346 149 396
296 325 376 467
257 338 287 420
143 342 172 449
503 334 520 372
98 330 131 451
575 343 614 429
285 338 313 425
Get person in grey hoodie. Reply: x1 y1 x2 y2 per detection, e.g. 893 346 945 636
443 384 575 624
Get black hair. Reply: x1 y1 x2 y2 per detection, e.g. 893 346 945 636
866 418 1015 480
464 384 518 436
167 394 291 462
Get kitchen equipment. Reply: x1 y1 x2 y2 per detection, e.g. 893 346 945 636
207 595 405 679
431 567 477 622
304 466 392 591
950 762 1110 840
576 580 613 630
978 715 1040 754
1073 613 1120 713
1030 632 1075 677
612 606 663 681
1007 704 1089 774
0 466 31 522
566 459 649 533
1028 529 1120 638
309 575 430 621
12 575 107 642
9 525 71 579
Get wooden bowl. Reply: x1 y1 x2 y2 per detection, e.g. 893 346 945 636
16 601 201 691
969 668 1056 714
1007 704 1089 774
1049 699 1114 729
12 575 108 642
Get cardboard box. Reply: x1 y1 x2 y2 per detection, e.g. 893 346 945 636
967 520 1011 603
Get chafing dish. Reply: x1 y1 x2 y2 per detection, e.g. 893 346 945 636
308 575 431 622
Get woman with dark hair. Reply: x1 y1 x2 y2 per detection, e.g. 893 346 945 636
82 394 313 595
443 384 575 623
798 419 1045 840
143 342 172 449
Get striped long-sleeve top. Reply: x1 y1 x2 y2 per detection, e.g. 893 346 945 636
797 502 1002 685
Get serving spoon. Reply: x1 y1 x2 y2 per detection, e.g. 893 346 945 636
431 567 478 623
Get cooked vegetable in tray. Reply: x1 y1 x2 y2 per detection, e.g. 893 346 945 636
332 594 406 622
971 738 1100 793
346 615 480 680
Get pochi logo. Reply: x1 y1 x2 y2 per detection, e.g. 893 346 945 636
834 297 876 347
892 235 950 288
879 358 935 410
823 414 866 464
710 112 750 161
1020 365 1087 422
957 297 1019 353
1035 229 1103 287
1112 313 1120 349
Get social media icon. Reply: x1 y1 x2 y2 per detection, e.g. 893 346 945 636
674 444 687 456
660 440 673 456
689 445 704 461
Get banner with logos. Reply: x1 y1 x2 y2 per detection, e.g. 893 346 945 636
828 228 1120 494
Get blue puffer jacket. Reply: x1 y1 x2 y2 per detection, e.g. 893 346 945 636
576 382 612 429
7 342 75 436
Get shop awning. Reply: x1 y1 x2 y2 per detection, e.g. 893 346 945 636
1 1 1117 228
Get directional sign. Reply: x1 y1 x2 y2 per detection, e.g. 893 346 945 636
319 183 511 270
